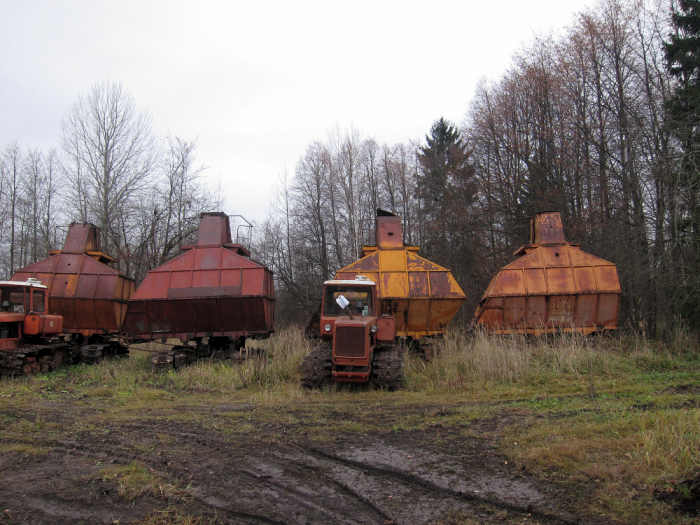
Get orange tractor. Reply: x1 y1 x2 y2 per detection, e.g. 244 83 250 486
0 278 73 375
300 275 402 389
301 210 466 388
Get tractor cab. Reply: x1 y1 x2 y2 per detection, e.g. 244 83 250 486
0 280 62 350
320 275 395 382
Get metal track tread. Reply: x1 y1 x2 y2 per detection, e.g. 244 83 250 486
300 342 332 389
0 343 76 377
371 346 404 390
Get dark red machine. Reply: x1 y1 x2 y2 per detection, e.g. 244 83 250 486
122 212 275 368
11 223 135 362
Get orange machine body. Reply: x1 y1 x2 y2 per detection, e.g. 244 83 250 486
471 212 621 335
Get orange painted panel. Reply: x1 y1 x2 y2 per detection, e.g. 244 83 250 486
479 305 504 328
407 252 444 271
546 268 576 294
406 299 430 331
382 272 408 298
595 266 621 292
573 267 597 293
542 246 570 267
427 299 462 332
524 268 547 294
568 247 598 266
492 269 525 295
575 294 597 327
526 296 547 326
509 251 542 269
597 294 620 325
378 250 407 272
504 296 526 325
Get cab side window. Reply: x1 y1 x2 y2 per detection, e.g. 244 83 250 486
32 290 45 312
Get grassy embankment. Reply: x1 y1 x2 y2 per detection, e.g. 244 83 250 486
0 326 699 524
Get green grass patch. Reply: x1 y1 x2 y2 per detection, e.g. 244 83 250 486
99 461 194 501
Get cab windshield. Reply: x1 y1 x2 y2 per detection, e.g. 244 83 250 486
323 284 374 317
0 286 27 314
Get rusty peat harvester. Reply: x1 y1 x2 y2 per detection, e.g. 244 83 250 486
300 210 466 389
121 212 275 370
5 223 135 374
2 213 274 375
471 212 621 335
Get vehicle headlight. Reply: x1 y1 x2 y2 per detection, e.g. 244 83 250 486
324 324 332 332
370 325 378 333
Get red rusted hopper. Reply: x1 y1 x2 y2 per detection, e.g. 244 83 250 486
122 212 274 347
471 212 621 335
11 223 135 337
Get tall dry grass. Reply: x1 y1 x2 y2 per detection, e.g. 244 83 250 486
405 329 615 392
159 326 311 393
635 408 700 477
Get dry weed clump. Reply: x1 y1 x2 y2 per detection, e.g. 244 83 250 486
100 461 193 502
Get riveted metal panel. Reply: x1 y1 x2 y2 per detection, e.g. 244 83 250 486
382 272 408 298
575 294 597 327
379 250 407 272
492 270 526 296
524 268 547 294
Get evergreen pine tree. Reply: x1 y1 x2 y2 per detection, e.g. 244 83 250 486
665 0 700 321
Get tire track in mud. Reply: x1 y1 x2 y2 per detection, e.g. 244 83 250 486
240 468 391 524
296 444 580 525
2 409 587 524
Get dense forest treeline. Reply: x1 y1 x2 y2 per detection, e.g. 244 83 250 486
2 0 699 337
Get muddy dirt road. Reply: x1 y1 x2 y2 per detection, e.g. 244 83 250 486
0 395 602 525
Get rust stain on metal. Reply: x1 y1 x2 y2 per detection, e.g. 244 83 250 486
471 212 621 335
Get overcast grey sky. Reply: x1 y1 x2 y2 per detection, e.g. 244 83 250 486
1 0 597 221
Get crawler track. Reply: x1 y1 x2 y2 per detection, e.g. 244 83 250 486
300 342 332 389
371 345 404 389
0 343 78 376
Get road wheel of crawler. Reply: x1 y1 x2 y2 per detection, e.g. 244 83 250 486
51 350 65 371
39 355 52 373
300 343 332 389
371 346 404 390
23 360 40 375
